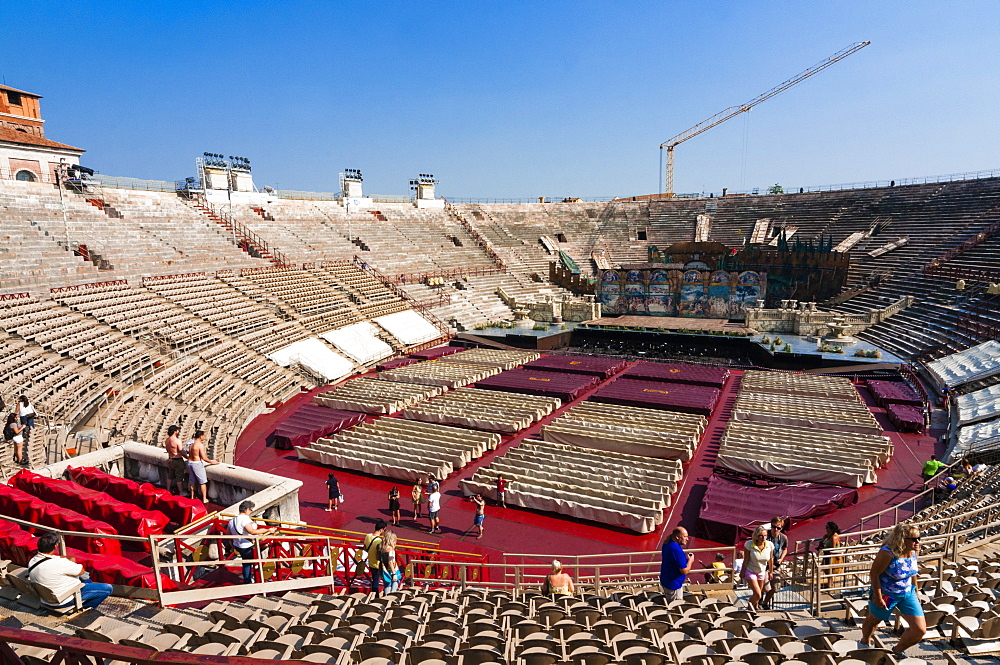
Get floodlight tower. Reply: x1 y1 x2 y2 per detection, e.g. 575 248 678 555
409 173 439 200
339 168 364 199
659 41 870 197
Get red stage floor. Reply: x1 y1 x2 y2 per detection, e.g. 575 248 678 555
234 360 944 562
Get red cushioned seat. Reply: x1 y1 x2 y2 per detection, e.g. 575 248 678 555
68 466 207 525
11 470 169 540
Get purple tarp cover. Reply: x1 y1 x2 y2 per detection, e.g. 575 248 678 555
272 404 366 450
699 473 858 542
408 346 463 360
887 403 924 433
475 369 600 401
377 357 420 372
523 355 628 378
589 378 720 416
867 380 922 407
620 361 730 388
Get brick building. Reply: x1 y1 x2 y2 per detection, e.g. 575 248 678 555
0 84 83 182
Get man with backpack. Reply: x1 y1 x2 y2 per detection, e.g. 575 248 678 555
356 520 386 594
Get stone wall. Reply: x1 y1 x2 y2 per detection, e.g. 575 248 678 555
745 296 914 335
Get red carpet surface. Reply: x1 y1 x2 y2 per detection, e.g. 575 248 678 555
235 361 941 563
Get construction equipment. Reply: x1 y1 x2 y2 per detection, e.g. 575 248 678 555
659 41 870 197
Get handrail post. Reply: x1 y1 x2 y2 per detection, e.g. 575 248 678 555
326 538 335 595
151 535 165 606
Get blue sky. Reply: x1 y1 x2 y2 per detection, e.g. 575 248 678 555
5 2 998 198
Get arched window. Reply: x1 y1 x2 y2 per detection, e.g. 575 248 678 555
14 170 37 182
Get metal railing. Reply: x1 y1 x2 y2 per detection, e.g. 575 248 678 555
411 546 737 594
711 167 1000 198
446 196 615 204
89 174 178 191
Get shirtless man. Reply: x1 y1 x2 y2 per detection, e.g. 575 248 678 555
163 425 185 495
470 494 486 539
186 430 220 503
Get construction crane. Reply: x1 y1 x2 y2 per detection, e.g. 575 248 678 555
659 41 870 197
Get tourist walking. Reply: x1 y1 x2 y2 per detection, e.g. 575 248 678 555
4 412 26 466
920 455 946 483
379 530 401 594
354 520 386 594
17 395 36 433
860 524 926 654
660 526 695 602
761 516 790 610
743 525 774 611
325 473 342 511
411 480 423 519
388 487 401 525
427 486 441 534
496 475 507 508
817 521 844 588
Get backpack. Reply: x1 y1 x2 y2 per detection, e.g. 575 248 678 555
3 422 13 441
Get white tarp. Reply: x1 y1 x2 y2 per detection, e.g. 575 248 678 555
949 419 1000 462
927 340 1000 389
267 338 354 382
321 322 393 365
374 310 439 346
956 384 1000 426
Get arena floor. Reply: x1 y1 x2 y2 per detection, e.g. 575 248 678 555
234 359 945 561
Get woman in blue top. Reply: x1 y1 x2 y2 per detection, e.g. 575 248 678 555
860 524 926 654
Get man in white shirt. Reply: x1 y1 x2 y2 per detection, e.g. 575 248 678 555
227 500 278 584
427 489 442 534
28 533 112 610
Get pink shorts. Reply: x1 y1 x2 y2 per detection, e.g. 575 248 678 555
744 569 768 582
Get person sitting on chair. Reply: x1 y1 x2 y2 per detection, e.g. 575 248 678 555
543 559 575 596
28 533 113 610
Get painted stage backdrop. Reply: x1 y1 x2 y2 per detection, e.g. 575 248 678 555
597 264 766 318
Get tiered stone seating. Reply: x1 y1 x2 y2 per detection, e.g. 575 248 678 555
401 387 561 432
315 378 443 414
228 200 358 261
98 188 260 267
197 340 300 398
0 214 101 291
144 272 284 339
542 402 706 462
1 580 963 664
53 280 217 351
0 294 161 383
239 266 361 334
461 438 682 533
18 185 263 278
300 419 499 482
313 263 409 319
